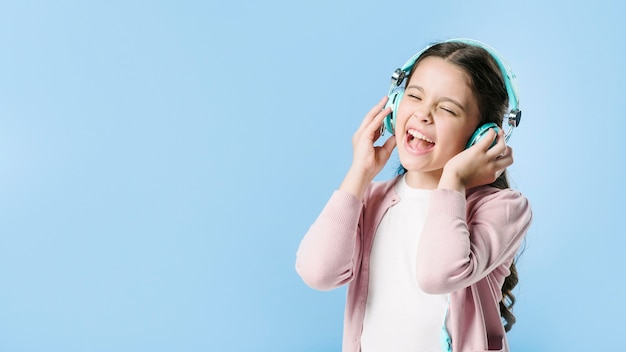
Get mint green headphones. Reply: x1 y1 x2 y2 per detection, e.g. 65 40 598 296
382 38 522 149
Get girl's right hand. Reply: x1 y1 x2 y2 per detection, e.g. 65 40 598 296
339 97 397 199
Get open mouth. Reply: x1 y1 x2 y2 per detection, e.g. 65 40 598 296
406 128 435 151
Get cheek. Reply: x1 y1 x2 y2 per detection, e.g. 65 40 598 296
395 97 415 121
394 107 409 128
463 122 482 144
441 124 474 151
393 112 410 137
395 133 404 147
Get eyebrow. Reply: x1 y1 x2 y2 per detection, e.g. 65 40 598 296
406 85 466 112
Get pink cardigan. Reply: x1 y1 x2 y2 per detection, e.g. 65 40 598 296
296 177 532 352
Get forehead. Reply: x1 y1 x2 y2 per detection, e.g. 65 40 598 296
408 56 473 94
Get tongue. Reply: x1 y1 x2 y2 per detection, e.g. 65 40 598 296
409 137 434 151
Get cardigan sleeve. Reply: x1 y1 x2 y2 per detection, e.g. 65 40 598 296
415 186 532 294
295 190 364 291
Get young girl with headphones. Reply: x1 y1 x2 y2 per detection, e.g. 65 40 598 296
296 39 532 352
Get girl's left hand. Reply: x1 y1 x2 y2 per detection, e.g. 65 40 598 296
439 128 513 192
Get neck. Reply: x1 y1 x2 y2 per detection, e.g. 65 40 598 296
403 169 443 190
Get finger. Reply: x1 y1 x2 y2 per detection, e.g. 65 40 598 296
494 167 506 181
487 128 507 156
358 96 389 131
475 128 498 151
494 148 514 169
502 146 514 163
380 135 397 155
366 106 392 139
495 128 507 148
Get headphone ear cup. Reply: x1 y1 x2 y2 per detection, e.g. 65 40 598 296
466 122 500 149
384 88 404 135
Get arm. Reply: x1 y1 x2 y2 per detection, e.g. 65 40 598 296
416 128 531 293
415 187 532 294
296 98 396 290
295 190 364 291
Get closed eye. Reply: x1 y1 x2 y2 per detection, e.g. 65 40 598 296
407 94 422 100
440 107 457 116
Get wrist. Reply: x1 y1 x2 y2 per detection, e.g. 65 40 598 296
339 166 373 200
437 167 466 195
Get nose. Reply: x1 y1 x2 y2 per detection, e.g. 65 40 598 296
412 107 433 124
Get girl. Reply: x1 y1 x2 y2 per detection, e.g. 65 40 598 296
296 39 532 352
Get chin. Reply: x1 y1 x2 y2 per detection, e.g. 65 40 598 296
398 155 444 175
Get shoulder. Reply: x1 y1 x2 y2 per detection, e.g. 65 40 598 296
467 185 529 204
466 185 532 221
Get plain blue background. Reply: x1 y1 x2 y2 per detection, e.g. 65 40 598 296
1 1 625 351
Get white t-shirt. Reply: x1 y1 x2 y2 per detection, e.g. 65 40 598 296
361 175 448 352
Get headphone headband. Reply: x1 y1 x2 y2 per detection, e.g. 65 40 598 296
386 38 522 139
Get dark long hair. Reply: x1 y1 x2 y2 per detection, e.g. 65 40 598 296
398 41 519 332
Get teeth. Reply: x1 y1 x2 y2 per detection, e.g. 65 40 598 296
408 129 434 143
